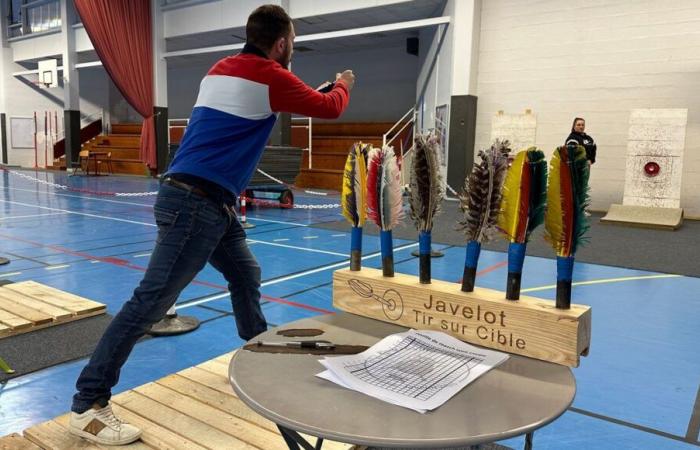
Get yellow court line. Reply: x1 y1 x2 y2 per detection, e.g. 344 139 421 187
521 273 682 293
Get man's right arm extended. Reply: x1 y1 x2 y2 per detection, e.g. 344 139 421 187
269 69 355 119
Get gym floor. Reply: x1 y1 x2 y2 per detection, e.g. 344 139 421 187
0 169 698 449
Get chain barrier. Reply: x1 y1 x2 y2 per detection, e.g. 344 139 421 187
1 167 159 197
244 196 339 210
2 166 339 208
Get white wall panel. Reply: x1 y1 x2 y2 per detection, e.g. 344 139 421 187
475 0 700 216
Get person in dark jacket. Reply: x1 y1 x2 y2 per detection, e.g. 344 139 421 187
565 117 596 165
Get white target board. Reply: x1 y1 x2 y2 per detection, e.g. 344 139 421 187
623 109 687 208
490 110 536 153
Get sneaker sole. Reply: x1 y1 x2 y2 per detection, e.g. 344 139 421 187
69 426 142 446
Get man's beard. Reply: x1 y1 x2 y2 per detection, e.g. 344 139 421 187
276 43 292 69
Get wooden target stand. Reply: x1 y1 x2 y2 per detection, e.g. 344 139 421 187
333 267 591 367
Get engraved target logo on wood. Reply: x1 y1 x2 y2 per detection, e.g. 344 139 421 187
348 279 404 320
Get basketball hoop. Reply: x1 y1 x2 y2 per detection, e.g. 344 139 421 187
37 59 58 88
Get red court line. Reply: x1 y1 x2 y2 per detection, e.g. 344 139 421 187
457 260 508 283
0 232 334 314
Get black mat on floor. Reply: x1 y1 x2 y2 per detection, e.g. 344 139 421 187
313 202 700 277
0 314 115 382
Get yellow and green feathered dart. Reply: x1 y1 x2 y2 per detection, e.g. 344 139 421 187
497 147 548 300
341 143 369 271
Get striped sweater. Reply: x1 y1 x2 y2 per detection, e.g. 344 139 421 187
168 47 350 196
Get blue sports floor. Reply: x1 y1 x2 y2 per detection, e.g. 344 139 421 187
0 169 698 449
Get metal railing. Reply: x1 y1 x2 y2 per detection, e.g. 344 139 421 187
291 116 313 169
383 107 416 186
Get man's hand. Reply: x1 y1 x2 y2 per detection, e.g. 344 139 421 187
336 70 355 91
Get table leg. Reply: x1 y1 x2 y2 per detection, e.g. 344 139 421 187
277 425 324 450
523 432 534 450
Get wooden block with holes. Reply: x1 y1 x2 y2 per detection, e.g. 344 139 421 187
333 268 591 367
19 351 360 450
0 281 106 339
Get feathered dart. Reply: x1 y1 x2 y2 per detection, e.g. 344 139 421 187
409 133 443 283
457 140 510 292
367 145 403 276
544 144 590 309
497 147 548 300
341 143 368 271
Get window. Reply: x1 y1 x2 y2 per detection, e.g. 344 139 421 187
6 0 61 39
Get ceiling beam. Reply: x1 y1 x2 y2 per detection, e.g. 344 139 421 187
163 16 450 58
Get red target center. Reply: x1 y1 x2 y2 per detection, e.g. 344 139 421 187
644 162 660 177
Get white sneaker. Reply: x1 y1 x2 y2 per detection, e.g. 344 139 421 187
69 404 142 446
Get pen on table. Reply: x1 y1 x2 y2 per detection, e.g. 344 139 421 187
256 341 336 349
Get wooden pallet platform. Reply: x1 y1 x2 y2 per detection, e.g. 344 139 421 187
0 433 40 449
13 352 359 449
0 281 106 340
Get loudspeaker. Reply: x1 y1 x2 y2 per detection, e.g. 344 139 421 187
446 95 478 192
406 37 419 56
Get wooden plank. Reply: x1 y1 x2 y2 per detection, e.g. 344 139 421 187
0 289 72 320
334 267 592 367
0 295 53 325
0 323 10 338
160 374 354 450
133 383 286 450
109 403 208 450
178 366 237 396
157 374 279 434
53 415 153 450
0 307 105 340
0 433 40 450
4 282 105 315
195 359 228 378
112 390 257 449
24 419 104 449
0 308 33 330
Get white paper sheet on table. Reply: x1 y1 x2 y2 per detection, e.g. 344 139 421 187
316 329 509 413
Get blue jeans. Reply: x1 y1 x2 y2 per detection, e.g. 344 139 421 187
72 182 267 413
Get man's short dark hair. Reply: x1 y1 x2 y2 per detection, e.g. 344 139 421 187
246 5 292 51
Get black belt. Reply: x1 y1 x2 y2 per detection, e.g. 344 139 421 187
162 177 209 198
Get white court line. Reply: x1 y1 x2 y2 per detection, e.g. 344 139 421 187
133 253 152 258
0 200 358 259
246 238 347 257
0 199 157 227
0 187 311 228
0 272 22 277
273 238 290 242
90 260 100 264
176 242 419 310
303 236 318 239
45 264 70 270
247 217 309 227
0 212 67 221
0 185 154 207
332 234 345 237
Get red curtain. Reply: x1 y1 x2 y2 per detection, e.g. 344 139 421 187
74 0 156 169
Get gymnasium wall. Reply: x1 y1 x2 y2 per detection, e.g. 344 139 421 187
473 0 700 217
167 45 420 123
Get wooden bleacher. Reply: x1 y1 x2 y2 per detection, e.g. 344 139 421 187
53 123 150 176
0 352 362 450
292 122 389 190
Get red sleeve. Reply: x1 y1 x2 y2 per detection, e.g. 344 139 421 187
269 68 350 119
